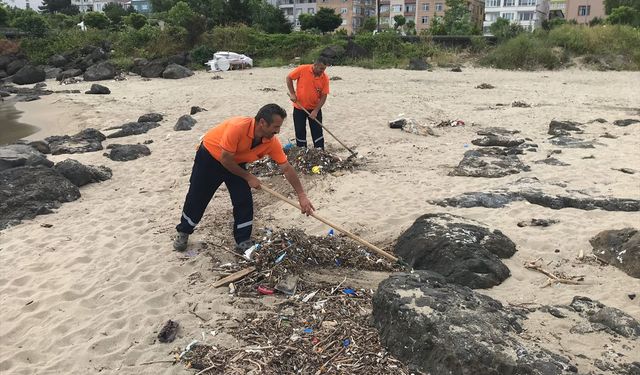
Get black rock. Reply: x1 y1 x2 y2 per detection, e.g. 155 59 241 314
104 144 151 161
394 213 515 288
613 119 639 127
570 296 640 338
551 136 596 148
0 90 9 97
319 45 345 62
590 228 639 278
388 118 406 129
139 59 167 78
167 53 188 66
162 63 194 79
471 135 525 147
48 54 68 67
27 140 51 154
407 58 430 70
85 83 110 94
56 69 83 81
158 320 179 343
54 159 112 187
138 113 163 122
548 120 583 136
0 166 81 230
45 67 62 80
534 157 570 166
345 39 369 59
450 147 530 178
451 66 462 72
373 271 576 375
105 122 160 138
0 55 15 70
190 106 207 115
45 128 106 155
174 115 197 131
517 218 559 227
84 61 116 81
6 59 27 75
15 95 40 102
12 65 46 85
0 144 53 171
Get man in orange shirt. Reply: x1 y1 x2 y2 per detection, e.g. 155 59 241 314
173 104 315 252
286 56 330 149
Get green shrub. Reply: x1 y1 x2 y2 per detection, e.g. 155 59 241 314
12 11 49 37
19 28 110 63
125 13 147 30
481 33 563 70
190 44 215 65
83 12 110 29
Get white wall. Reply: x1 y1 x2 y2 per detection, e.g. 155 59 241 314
1 0 44 11
483 0 549 34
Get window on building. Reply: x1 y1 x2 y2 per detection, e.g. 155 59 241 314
308 7 314 13
435 3 443 11
25 2 30 8
485 12 499 21
519 0 536 5
405 4 415 12
392 4 401 11
421 16 429 23
578 5 590 15
340 7 347 13
503 0 515 6
501 12 514 19
296 8 302 14
422 3 429 10
486 0 499 6
519 11 533 20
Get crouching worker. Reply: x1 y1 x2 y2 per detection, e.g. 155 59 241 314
173 103 315 252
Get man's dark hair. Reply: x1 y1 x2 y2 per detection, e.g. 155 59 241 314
255 103 287 125
315 56 330 66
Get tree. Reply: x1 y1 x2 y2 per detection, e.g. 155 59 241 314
125 13 147 29
103 3 130 25
150 0 177 13
83 11 110 29
604 0 640 14
248 0 291 33
361 16 377 32
167 1 206 44
299 12 315 30
226 0 251 24
443 0 474 35
489 17 523 40
0 5 8 26
313 7 342 33
406 19 416 35
12 11 49 37
393 14 406 30
39 0 79 15
607 5 640 25
430 16 446 35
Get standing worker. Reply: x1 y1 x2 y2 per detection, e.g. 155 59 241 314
173 104 315 252
286 56 330 149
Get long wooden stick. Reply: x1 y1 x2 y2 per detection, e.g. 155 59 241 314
212 266 256 288
295 103 358 157
261 186 398 262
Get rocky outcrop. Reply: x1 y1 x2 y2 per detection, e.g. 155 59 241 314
162 63 193 79
105 122 160 138
56 68 83 81
450 147 530 178
104 144 151 161
395 213 515 289
83 61 116 81
174 115 197 131
0 166 80 230
53 159 112 187
85 83 110 94
0 144 53 171
45 128 106 155
12 65 46 85
590 228 640 278
138 113 163 122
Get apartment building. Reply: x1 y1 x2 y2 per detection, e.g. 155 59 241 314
268 0 317 29
0 0 43 10
318 0 376 33
380 0 485 32
565 0 604 23
483 0 550 33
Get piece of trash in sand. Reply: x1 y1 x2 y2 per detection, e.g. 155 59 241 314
258 285 275 295
185 249 197 257
301 290 319 303
289 334 301 342
158 320 179 343
313 299 327 310
322 320 337 329
328 229 334 236
342 338 351 347
210 330 217 337
311 165 322 174
303 328 313 334
275 252 287 264
342 288 357 296
178 340 199 359
229 282 236 294
244 243 261 260
275 275 299 295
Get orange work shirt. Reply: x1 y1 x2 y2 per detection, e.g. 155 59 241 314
287 64 330 110
202 116 288 165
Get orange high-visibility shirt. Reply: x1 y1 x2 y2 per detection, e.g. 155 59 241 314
287 64 330 110
202 116 287 165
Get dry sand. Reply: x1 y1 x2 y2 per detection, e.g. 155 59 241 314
1 66 639 374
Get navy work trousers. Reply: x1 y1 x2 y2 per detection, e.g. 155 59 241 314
176 145 253 244
293 107 324 149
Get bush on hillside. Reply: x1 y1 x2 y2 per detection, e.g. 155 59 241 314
83 12 110 29
124 13 147 30
12 11 49 37
481 33 565 69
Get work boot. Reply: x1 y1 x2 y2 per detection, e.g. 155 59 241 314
173 232 189 252
235 239 256 255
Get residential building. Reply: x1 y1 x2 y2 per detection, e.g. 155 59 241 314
268 0 318 30
379 0 485 32
483 0 550 34
69 0 130 12
549 0 566 18
565 0 604 23
129 0 151 14
0 0 44 10
319 0 375 34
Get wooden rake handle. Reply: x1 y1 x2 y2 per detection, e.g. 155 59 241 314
294 103 358 158
260 185 398 262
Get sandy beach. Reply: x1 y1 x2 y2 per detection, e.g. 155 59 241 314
1 66 639 374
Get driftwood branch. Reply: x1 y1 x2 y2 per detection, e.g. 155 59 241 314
212 266 256 288
524 262 583 287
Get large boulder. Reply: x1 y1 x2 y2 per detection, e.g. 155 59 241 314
174 115 197 131
45 128 106 155
0 55 15 70
139 59 168 78
54 159 112 187
85 83 111 94
104 144 151 161
6 59 28 75
0 166 81 230
345 39 369 59
407 58 430 70
48 54 68 67
83 61 116 81
0 144 53 171
569 296 640 338
548 120 583 136
319 45 345 63
56 68 83 81
105 122 160 138
45 67 62 80
138 113 163 122
12 65 46 85
450 147 530 178
589 228 640 278
167 53 188 66
394 213 515 288
373 271 577 375
162 63 193 79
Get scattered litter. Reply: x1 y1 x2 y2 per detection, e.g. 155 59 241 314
328 229 334 236
303 328 313 334
158 320 179 343
476 83 495 89
243 243 261 260
275 252 287 264
512 101 531 108
257 285 275 295
301 290 319 303
436 119 465 127
249 146 360 176
342 338 351 347
342 288 357 296
330 76 343 80
275 274 299 295
178 340 199 359
259 87 277 92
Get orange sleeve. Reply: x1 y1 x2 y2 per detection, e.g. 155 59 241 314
219 123 241 153
287 65 304 80
269 139 288 164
